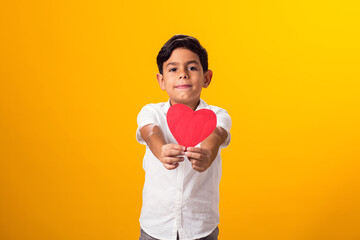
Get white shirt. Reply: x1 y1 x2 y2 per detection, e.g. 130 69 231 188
136 99 232 240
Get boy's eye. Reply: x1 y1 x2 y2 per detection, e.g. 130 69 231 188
169 68 177 72
189 66 197 71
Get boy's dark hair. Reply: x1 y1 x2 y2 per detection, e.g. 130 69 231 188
156 34 208 74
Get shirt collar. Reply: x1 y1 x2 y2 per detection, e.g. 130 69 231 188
162 99 209 113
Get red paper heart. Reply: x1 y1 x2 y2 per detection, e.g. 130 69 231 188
167 104 217 148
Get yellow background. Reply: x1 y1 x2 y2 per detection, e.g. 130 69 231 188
1 0 359 239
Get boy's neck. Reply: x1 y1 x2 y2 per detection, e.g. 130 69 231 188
170 99 200 111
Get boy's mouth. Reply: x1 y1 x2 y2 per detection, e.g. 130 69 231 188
175 85 192 89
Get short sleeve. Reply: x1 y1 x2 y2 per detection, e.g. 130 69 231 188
136 105 159 145
213 107 232 148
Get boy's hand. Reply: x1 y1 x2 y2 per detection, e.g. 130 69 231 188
159 144 186 170
185 126 228 172
140 124 185 170
185 147 213 172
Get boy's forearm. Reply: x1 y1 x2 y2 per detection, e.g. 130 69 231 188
140 124 166 159
201 127 228 161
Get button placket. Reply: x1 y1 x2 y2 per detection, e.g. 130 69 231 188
174 158 185 239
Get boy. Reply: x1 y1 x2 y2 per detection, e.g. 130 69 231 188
136 35 232 240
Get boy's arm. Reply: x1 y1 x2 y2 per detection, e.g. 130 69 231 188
140 124 185 170
185 126 228 172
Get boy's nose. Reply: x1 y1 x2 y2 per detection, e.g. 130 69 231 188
179 72 188 79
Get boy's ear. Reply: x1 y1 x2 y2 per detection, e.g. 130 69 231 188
157 73 166 90
203 70 213 88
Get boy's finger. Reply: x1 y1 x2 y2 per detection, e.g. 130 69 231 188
164 163 179 170
165 148 186 157
185 151 202 160
186 147 204 153
164 157 184 164
168 144 186 151
189 159 201 166
191 164 205 172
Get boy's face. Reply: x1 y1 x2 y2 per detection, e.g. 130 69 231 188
157 48 212 110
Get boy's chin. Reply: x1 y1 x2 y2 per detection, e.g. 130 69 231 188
170 98 200 106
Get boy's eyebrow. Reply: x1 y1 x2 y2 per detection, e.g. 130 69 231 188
186 60 200 65
165 60 200 68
